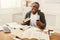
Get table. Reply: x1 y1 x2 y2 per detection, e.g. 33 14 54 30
0 31 13 40
0 28 24 40
0 29 60 40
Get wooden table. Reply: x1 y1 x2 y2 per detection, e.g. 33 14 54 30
50 32 60 40
0 29 24 40
0 31 13 40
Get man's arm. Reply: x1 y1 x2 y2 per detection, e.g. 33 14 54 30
21 12 31 25
36 12 46 29
36 20 45 28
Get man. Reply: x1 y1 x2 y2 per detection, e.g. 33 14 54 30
22 2 46 30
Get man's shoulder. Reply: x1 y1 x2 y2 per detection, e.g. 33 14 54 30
38 10 44 15
26 11 31 15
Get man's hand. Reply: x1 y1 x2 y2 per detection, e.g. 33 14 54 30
21 18 30 25
36 20 45 28
20 21 26 25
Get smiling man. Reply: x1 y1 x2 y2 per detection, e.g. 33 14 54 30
22 2 46 30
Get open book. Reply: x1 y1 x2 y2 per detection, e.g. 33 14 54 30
21 27 50 40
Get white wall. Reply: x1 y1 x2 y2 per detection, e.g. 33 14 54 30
40 0 60 33
0 8 22 25
0 0 22 25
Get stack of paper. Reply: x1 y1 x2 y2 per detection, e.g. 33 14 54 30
4 22 23 28
4 22 31 30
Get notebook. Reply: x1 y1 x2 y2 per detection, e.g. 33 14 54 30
3 27 11 33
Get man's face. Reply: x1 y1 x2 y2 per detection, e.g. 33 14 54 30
32 3 39 14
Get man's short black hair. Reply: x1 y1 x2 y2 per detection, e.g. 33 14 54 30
32 2 40 7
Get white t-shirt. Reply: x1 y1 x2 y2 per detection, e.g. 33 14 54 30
30 12 40 27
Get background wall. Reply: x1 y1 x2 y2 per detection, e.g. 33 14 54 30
0 0 22 25
40 0 60 32
0 8 21 25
